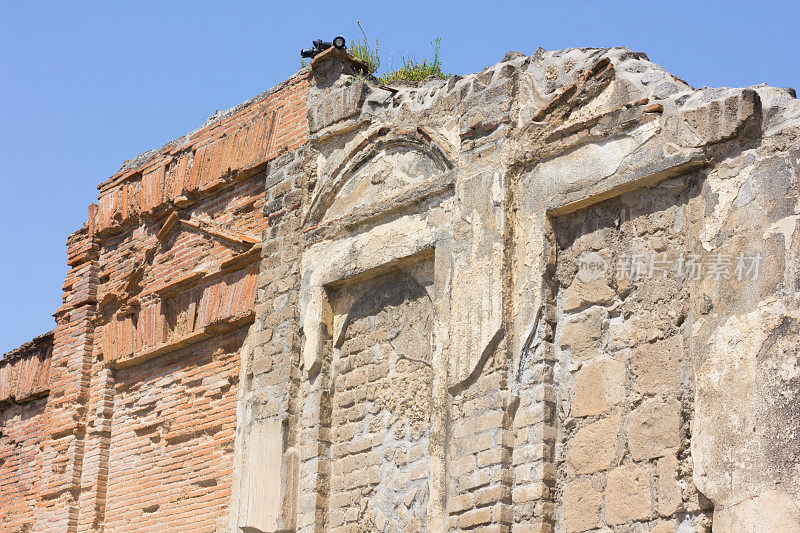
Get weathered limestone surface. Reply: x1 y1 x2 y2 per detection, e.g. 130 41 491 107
2 44 799 532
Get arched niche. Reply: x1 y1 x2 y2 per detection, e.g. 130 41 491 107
305 131 454 230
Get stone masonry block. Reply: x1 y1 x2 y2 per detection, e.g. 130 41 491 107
562 477 602 533
566 412 620 474
655 453 682 517
628 397 682 461
562 278 614 312
605 463 653 525
571 356 625 417
631 335 684 395
560 307 604 363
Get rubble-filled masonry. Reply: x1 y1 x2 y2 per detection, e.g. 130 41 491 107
1 46 799 532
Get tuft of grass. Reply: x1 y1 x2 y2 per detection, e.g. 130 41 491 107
378 37 449 84
349 20 380 75
344 22 449 84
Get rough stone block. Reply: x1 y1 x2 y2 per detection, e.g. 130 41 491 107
238 418 296 532
678 89 759 147
460 507 492 528
562 478 601 532
605 463 653 525
571 356 625 417
632 335 684 395
562 278 614 312
560 307 604 363
628 397 683 461
648 520 678 533
655 453 682 517
566 412 620 474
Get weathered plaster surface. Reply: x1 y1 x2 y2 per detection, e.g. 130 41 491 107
3 45 798 533
228 46 798 532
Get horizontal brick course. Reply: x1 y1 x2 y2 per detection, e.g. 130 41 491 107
1 67 310 532
93 73 309 235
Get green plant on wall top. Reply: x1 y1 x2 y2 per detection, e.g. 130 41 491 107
349 21 380 75
378 37 449 83
346 22 449 84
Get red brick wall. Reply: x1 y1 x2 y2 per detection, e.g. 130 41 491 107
102 328 243 532
0 396 48 531
0 335 53 532
76 174 266 531
94 175 266 368
0 70 310 533
0 334 52 404
93 74 309 236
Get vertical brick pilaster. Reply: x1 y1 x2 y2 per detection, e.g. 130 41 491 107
511 276 558 533
448 353 518 532
76 365 114 532
35 228 99 532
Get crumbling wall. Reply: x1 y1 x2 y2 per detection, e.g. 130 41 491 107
2 43 798 533
0 69 310 533
447 340 513 532
284 46 799 533
225 147 307 533
0 333 52 531
326 265 434 530
75 158 274 533
687 87 800 531
550 179 712 532
102 328 242 531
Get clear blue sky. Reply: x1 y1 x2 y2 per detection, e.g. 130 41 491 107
1 0 798 352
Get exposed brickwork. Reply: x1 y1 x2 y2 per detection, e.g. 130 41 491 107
3 46 800 533
93 73 309 235
449 354 515 532
0 396 48 530
101 328 243 532
327 268 434 531
1 70 309 533
0 333 53 531
94 174 266 369
0 332 52 404
241 147 306 531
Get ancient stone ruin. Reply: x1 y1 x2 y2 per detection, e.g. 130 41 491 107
1 46 799 532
